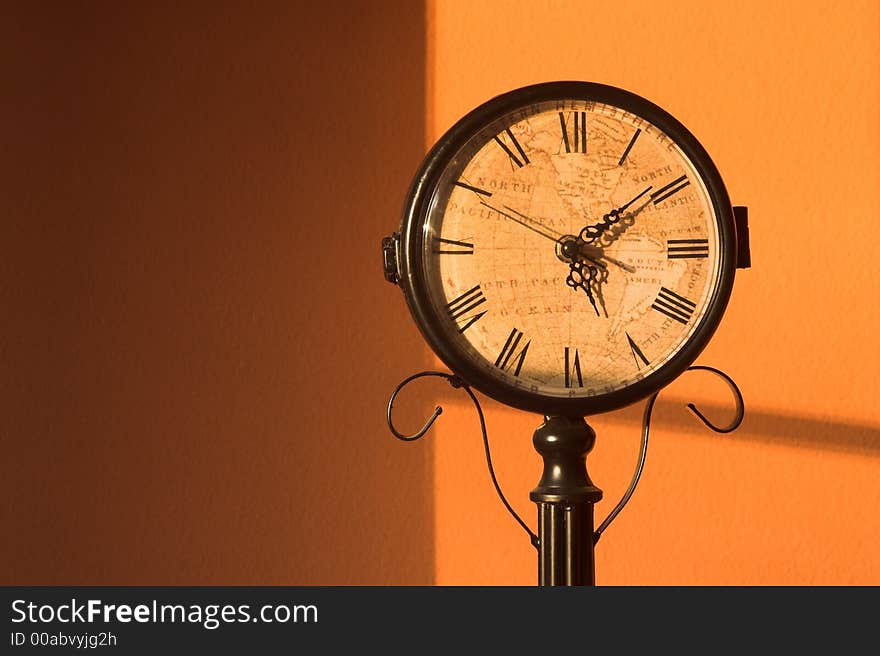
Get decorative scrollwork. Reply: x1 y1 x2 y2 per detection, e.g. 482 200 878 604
385 370 539 547
386 370 453 441
566 260 608 316
593 365 745 544
578 185 653 246
579 207 626 244
386 365 744 551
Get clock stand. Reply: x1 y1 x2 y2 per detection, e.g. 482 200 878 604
530 415 602 586
386 366 744 587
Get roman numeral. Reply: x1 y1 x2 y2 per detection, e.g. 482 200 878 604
651 175 690 205
454 181 492 197
559 111 587 154
446 285 487 333
494 327 530 376
625 332 650 369
652 287 696 324
494 128 530 168
433 237 474 255
667 238 709 259
618 128 641 165
564 347 583 388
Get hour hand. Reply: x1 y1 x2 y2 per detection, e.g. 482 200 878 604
587 249 636 274
576 241 636 273
603 254 636 273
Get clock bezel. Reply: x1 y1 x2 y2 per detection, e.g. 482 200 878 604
397 81 737 416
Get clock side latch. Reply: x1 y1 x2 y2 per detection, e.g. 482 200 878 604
382 232 401 285
734 206 751 269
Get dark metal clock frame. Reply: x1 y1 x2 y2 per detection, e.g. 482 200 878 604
387 81 740 417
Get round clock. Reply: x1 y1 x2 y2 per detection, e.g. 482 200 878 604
384 81 740 416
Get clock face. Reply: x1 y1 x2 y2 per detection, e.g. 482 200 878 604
400 83 735 415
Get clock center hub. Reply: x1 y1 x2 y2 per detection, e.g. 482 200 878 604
556 235 580 263
556 235 604 264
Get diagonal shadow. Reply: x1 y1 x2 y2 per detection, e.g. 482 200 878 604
606 399 880 458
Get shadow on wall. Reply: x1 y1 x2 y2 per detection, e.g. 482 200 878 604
705 406 880 457
1 2 433 585
606 398 880 458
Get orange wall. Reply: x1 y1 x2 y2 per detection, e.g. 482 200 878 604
1 3 432 584
427 0 880 584
3 1 877 588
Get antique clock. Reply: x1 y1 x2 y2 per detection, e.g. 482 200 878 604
384 81 744 416
382 82 748 586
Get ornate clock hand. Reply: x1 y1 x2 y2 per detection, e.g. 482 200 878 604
565 260 610 317
579 186 653 245
479 204 636 274
479 202 623 283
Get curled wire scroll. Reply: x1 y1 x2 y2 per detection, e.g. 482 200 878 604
386 371 539 547
386 365 744 549
593 365 745 543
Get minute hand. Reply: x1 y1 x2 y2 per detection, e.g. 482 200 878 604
579 185 652 244
479 200 563 243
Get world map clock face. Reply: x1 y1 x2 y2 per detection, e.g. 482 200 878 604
420 99 723 399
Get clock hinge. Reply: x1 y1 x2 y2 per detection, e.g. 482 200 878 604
382 232 401 285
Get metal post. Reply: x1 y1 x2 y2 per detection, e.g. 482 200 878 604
530 415 603 586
